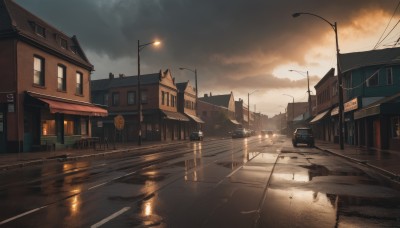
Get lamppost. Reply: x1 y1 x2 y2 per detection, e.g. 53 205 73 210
289 69 312 117
137 39 160 146
248 90 258 129
179 67 198 116
283 94 294 134
292 12 344 150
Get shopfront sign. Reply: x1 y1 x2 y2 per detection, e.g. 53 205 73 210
344 97 359 112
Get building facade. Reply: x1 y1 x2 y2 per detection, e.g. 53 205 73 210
91 70 190 142
310 68 338 142
198 92 240 136
340 47 400 150
176 81 204 136
0 0 107 152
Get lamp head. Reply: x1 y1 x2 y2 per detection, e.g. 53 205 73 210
179 67 184 70
292 13 301 18
153 41 161 46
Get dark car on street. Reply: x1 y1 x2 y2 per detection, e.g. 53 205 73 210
232 128 248 138
190 130 204 141
292 127 314 147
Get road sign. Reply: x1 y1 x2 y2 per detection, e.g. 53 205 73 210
114 115 125 130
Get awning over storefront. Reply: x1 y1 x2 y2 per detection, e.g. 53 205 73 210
354 102 400 120
309 109 330 124
185 113 205 123
229 119 241 125
27 92 108 117
162 110 190 121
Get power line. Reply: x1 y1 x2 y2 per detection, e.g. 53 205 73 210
373 0 400 49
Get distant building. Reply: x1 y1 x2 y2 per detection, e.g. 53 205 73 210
91 69 191 142
176 81 204 135
198 92 240 136
0 0 107 152
310 68 338 142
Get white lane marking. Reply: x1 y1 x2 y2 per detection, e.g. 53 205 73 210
88 182 107 190
226 165 243 178
0 206 47 225
91 207 130 228
89 171 137 190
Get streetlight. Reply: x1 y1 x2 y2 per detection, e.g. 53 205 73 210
179 67 198 117
289 69 312 117
282 94 294 121
248 90 258 129
137 39 161 146
292 12 344 150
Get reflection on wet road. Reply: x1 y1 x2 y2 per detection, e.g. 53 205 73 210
0 135 399 227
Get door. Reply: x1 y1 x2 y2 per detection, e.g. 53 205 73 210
0 108 6 153
373 119 381 148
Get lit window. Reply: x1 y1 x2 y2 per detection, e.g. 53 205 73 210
58 65 66 91
64 120 74 135
34 56 45 86
42 120 55 135
81 119 87 135
76 72 83 95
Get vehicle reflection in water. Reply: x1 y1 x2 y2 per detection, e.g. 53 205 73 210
243 138 248 163
184 143 203 181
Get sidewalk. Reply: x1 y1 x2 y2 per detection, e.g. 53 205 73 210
315 139 400 181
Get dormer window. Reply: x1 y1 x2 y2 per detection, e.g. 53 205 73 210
35 24 45 37
60 38 68 49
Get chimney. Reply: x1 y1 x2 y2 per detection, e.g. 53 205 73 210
109 72 114 79
210 92 212 96
204 93 208 98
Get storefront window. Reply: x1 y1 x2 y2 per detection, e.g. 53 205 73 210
391 116 400 138
42 120 56 135
64 120 74 135
81 118 87 135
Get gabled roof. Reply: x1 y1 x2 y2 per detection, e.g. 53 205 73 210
339 47 400 73
199 94 232 108
0 0 92 70
91 69 176 91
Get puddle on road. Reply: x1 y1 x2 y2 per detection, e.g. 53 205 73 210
262 188 400 227
298 164 369 181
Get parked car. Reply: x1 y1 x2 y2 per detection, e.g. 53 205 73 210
292 127 314 147
232 128 248 138
190 130 204 141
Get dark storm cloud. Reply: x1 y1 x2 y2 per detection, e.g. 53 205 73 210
16 0 396 90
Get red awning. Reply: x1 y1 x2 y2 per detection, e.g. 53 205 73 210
38 98 108 117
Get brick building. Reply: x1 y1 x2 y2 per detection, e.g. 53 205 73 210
91 70 190 142
0 0 107 152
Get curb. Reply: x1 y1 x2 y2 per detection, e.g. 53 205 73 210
315 146 400 183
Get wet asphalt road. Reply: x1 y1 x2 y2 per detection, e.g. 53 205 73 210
0 135 399 227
